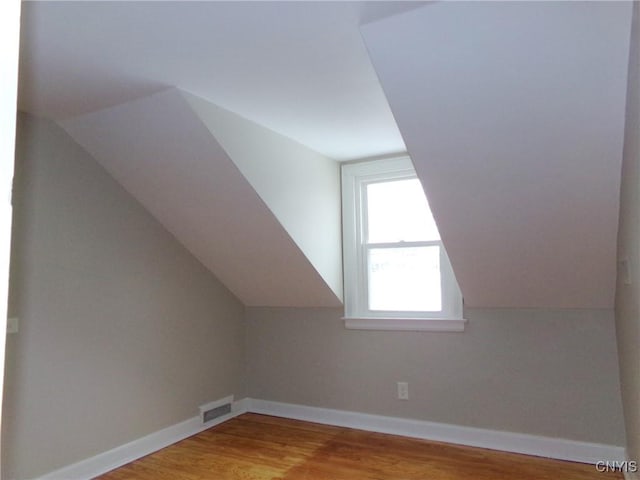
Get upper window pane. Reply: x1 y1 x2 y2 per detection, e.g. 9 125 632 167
366 178 440 243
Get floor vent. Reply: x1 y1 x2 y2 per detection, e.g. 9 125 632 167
199 395 234 425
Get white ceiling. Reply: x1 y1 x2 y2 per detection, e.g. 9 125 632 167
18 1 634 310
18 1 422 161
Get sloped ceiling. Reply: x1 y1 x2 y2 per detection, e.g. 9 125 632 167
62 89 342 307
182 91 343 302
361 1 632 309
18 1 634 310
18 1 417 161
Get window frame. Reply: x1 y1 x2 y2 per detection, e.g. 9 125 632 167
341 156 465 332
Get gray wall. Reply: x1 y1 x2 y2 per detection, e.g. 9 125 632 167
2 114 246 480
2 104 631 478
616 0 640 472
247 307 625 445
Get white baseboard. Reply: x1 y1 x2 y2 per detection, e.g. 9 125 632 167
36 397 249 480
34 396 625 479
247 398 626 465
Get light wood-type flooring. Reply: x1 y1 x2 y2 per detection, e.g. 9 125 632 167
97 413 622 479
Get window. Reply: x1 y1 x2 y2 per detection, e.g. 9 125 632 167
341 157 465 331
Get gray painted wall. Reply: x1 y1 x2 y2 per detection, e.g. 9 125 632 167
247 306 625 445
2 105 631 478
616 0 640 472
2 114 246 480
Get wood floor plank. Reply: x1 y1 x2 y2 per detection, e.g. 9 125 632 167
96 413 623 480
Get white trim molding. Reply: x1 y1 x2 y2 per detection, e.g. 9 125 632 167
344 317 466 332
34 397 625 479
35 397 249 480
248 399 625 465
341 157 464 326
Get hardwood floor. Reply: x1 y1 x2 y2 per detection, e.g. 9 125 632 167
97 413 622 480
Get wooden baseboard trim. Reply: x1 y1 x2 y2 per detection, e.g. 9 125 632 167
248 398 625 465
35 397 249 480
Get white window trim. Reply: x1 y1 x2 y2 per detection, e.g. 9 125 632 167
343 317 466 332
341 156 466 332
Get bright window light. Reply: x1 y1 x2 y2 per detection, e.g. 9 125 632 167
366 179 440 243
341 156 465 331
368 246 441 311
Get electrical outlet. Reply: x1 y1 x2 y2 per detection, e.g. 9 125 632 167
7 317 18 334
397 381 409 400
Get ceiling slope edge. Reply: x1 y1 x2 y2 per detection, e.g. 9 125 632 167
60 88 342 308
361 1 632 309
181 90 343 302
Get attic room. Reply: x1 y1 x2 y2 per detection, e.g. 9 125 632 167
0 1 638 479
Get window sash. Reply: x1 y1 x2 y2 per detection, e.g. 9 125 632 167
341 156 464 327
365 243 443 313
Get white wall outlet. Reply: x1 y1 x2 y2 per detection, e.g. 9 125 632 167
397 381 409 400
7 317 18 334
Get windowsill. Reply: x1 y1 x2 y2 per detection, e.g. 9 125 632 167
343 317 467 332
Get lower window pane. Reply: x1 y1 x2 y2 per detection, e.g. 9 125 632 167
368 246 442 312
